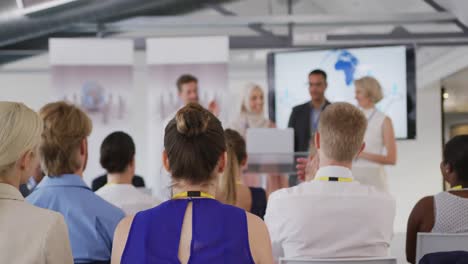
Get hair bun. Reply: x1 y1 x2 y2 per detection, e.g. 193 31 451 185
175 103 210 137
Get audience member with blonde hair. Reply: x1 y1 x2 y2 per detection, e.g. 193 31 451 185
111 103 273 264
230 83 288 194
354 76 397 191
216 129 267 218
27 101 125 263
0 101 73 264
265 102 395 261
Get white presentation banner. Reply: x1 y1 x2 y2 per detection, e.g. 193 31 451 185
50 38 134 184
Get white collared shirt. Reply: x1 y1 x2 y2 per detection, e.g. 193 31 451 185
96 184 160 215
265 166 395 261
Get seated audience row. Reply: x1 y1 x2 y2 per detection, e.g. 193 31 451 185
2 99 468 264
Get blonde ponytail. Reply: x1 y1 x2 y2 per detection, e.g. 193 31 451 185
218 129 247 205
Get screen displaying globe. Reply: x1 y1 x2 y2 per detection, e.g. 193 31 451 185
269 45 415 139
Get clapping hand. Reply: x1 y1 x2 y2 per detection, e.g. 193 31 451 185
208 100 220 117
296 154 320 182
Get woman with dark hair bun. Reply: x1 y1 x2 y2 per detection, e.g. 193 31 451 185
111 103 273 264
406 135 468 263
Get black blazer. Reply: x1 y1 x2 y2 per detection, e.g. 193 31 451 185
91 174 146 192
288 100 331 152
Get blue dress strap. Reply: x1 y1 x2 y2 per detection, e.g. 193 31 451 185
121 199 189 263
188 199 254 263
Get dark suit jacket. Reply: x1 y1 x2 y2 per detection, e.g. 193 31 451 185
91 174 146 192
288 100 331 152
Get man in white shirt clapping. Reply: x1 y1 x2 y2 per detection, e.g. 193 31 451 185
265 102 395 262
96 131 160 215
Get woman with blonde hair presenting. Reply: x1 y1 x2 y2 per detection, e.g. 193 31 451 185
0 101 73 264
230 83 288 193
354 76 397 191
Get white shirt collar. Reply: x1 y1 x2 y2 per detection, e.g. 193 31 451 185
314 165 354 180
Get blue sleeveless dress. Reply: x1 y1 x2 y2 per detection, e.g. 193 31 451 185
121 198 255 264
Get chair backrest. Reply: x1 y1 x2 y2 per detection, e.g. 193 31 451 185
416 232 468 263
279 257 397 264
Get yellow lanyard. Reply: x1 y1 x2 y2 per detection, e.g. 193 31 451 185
450 185 468 191
172 191 215 200
316 176 353 182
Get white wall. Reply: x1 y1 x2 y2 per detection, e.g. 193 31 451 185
387 81 443 232
444 113 468 140
0 49 444 233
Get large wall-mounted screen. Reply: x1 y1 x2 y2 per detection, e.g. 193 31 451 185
267 45 416 139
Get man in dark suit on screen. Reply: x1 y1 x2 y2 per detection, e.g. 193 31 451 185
288 69 331 153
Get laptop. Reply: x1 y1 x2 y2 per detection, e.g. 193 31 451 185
246 128 294 164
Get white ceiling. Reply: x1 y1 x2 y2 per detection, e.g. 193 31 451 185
114 0 463 37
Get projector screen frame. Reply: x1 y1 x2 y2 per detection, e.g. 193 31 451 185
267 44 417 140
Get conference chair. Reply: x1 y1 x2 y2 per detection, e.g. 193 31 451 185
279 257 397 264
416 232 468 263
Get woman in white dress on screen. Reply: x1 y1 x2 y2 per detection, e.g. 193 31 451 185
354 76 397 192
230 83 288 194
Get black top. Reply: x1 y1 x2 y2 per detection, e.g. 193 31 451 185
420 251 468 264
288 100 331 152
91 174 146 192
249 187 267 219
19 184 30 198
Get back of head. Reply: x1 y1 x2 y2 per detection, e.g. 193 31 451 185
39 101 92 176
443 135 468 182
221 129 247 204
100 131 135 174
0 102 43 176
354 76 383 103
176 74 198 92
164 103 226 185
318 102 367 162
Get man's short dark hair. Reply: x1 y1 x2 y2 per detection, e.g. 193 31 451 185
309 69 327 82
176 74 198 92
100 131 135 173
